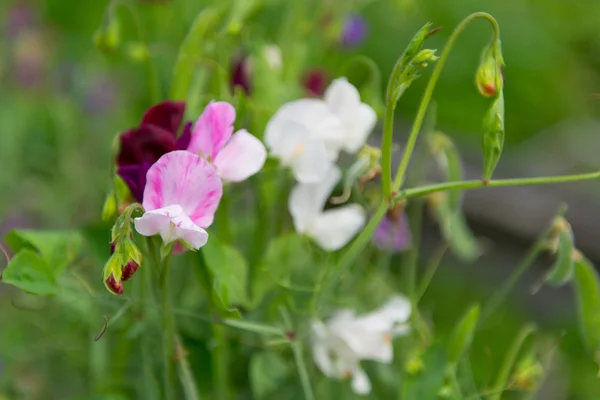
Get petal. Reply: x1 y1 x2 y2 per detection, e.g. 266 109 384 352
324 78 361 124
134 204 208 249
265 119 310 159
343 102 376 153
213 129 267 182
142 150 222 228
141 101 186 136
307 204 366 251
175 121 193 150
187 101 236 159
291 139 334 183
351 367 371 395
117 162 151 203
265 99 343 155
358 295 412 330
373 213 413 253
117 125 176 166
289 167 341 232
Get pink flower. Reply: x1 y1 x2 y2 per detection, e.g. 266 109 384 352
187 102 266 182
134 151 222 249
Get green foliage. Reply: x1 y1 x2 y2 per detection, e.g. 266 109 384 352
572 256 600 361
401 344 447 400
1 250 58 295
447 304 480 363
250 351 291 398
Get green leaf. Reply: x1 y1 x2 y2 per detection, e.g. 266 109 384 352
252 233 313 306
572 256 600 358
447 304 480 364
169 8 221 101
222 319 284 336
545 229 574 286
429 132 464 211
202 238 248 309
402 343 447 400
1 250 58 295
5 229 83 274
250 351 290 399
432 197 479 262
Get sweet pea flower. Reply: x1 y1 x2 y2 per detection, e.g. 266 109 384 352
117 101 191 202
373 210 413 252
340 13 368 48
288 166 365 251
134 151 222 249
311 295 412 395
187 102 266 182
265 78 376 180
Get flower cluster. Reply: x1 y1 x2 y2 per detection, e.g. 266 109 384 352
116 101 266 251
311 295 412 395
266 78 376 250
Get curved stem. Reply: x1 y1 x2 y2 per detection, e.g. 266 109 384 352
392 12 500 191
381 99 397 196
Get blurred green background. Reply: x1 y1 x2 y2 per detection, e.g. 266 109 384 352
1 0 600 398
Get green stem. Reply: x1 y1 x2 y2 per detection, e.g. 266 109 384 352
396 171 600 202
381 99 397 197
479 205 566 325
488 324 536 400
415 243 448 304
392 12 500 191
280 307 315 400
175 335 201 400
160 254 177 400
212 324 229 400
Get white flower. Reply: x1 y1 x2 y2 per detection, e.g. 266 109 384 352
264 77 376 183
311 295 412 395
288 166 365 251
323 77 377 154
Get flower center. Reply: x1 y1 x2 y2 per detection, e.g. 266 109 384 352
383 332 392 343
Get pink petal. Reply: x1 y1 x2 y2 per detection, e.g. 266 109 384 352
213 129 267 182
187 101 236 160
142 151 223 228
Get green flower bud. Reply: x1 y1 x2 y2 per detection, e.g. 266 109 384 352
413 49 439 64
481 91 505 181
476 40 504 97
101 192 117 222
125 41 150 62
93 18 120 53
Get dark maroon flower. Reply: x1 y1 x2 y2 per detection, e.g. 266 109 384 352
105 274 124 295
116 101 190 202
230 53 251 95
340 13 368 48
303 68 329 97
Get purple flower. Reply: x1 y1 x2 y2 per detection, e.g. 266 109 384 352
5 2 36 39
341 14 368 48
373 211 412 253
230 53 251 95
116 101 191 202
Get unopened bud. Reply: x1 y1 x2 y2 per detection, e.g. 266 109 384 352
125 41 150 62
476 40 504 98
481 91 505 181
102 192 117 222
93 18 120 52
121 260 139 281
413 48 438 64
105 273 124 295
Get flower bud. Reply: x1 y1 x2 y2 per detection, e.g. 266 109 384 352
413 49 438 64
125 41 150 62
105 273 123 295
121 260 139 281
101 192 117 222
475 40 504 97
93 18 120 53
481 91 505 181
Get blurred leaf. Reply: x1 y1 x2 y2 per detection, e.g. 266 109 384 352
447 304 480 364
429 132 464 211
572 256 600 360
545 229 574 286
430 195 478 262
5 229 83 274
203 238 249 310
250 351 290 398
344 56 385 117
170 8 221 101
1 250 58 296
402 343 447 400
252 233 313 306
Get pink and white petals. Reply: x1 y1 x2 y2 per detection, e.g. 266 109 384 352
187 101 236 159
134 151 222 249
213 129 267 182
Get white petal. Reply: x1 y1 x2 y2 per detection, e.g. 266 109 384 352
289 167 341 232
307 204 366 251
343 103 377 153
265 119 309 160
324 78 361 124
311 320 335 377
351 367 372 395
213 129 267 182
291 138 335 183
265 99 344 158
357 295 412 331
134 204 208 249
